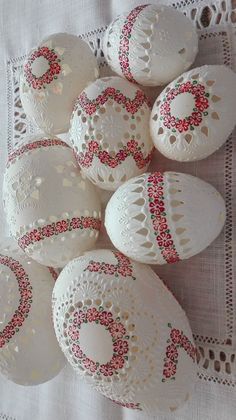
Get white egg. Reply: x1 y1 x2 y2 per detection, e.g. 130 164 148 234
20 33 99 135
0 238 65 385
105 171 226 264
103 4 198 86
52 249 197 414
3 136 102 268
150 65 236 161
70 76 154 191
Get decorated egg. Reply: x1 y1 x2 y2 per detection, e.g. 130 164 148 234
105 171 226 264
0 238 65 385
3 136 102 268
20 33 99 135
70 76 154 191
52 249 197 414
103 4 198 86
150 65 236 161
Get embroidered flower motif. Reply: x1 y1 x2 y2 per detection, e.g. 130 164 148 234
109 322 126 340
99 363 114 376
159 80 209 133
110 355 125 369
84 251 136 280
163 360 177 378
109 400 142 410
24 46 61 90
86 307 99 322
83 358 97 373
113 339 129 356
99 311 113 326
68 325 80 341
166 344 178 361
170 328 183 344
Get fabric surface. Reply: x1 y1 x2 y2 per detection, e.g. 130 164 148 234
0 0 236 418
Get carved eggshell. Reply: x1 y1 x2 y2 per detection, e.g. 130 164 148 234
105 172 226 264
70 76 154 191
103 4 198 86
3 136 102 268
52 249 197 414
150 65 236 161
0 238 65 385
20 33 99 135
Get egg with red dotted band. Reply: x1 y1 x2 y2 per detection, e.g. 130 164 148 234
52 249 197 414
105 171 226 264
150 65 236 161
0 238 65 385
70 76 154 191
3 136 102 268
103 4 198 86
20 33 99 135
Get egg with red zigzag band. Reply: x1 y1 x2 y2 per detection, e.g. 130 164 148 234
20 33 99 135
3 136 102 268
150 65 236 161
52 248 197 414
70 76 154 191
103 4 198 86
105 171 226 264
0 238 65 385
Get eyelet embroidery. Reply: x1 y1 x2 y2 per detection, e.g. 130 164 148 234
147 172 180 264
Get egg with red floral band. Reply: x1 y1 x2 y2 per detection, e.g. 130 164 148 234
69 76 154 191
105 171 226 264
3 136 102 268
0 238 65 385
52 249 197 414
20 33 99 135
150 65 236 161
103 4 198 86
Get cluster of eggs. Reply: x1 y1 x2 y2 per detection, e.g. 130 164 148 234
1 3 235 415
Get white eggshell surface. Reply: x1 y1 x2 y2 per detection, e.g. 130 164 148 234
150 65 236 161
3 136 102 268
70 76 154 191
103 4 198 86
52 249 197 414
20 33 99 135
105 171 226 264
0 239 65 385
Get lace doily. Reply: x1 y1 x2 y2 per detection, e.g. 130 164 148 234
5 0 236 390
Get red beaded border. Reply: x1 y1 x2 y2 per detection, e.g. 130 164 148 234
85 250 136 280
147 172 180 264
118 4 149 83
18 217 102 251
7 139 70 166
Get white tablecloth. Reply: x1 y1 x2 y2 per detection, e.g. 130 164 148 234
0 0 236 419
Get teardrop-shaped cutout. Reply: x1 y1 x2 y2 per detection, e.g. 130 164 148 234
141 241 152 248
169 135 176 144
211 112 220 120
108 174 115 182
191 73 199 79
133 198 145 206
176 227 186 235
152 114 158 121
206 80 215 86
142 68 150 73
143 29 152 37
120 174 127 182
133 213 145 222
185 134 192 144
171 200 183 208
97 174 104 182
158 127 163 134
146 251 156 257
136 228 148 236
139 55 149 63
141 42 151 49
201 126 208 136
177 76 184 83
212 95 221 102
178 48 186 55
172 214 184 221
179 238 190 245
132 187 143 193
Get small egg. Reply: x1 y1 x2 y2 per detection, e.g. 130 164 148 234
150 65 236 161
70 76 154 191
3 136 102 268
52 249 197 414
103 4 198 86
105 171 226 264
20 33 99 135
0 239 65 385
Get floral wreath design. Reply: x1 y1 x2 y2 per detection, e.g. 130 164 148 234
18 216 101 251
7 139 70 167
108 398 142 411
73 87 153 170
118 4 148 83
162 323 196 381
159 80 209 133
67 306 130 377
85 251 136 280
0 255 33 348
24 46 61 90
147 172 180 264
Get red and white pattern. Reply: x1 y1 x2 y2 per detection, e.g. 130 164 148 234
147 172 180 264
18 216 101 251
118 4 148 83
67 306 130 377
108 398 142 411
7 139 70 166
85 250 136 280
162 323 196 381
24 46 61 90
0 255 33 348
159 80 209 133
